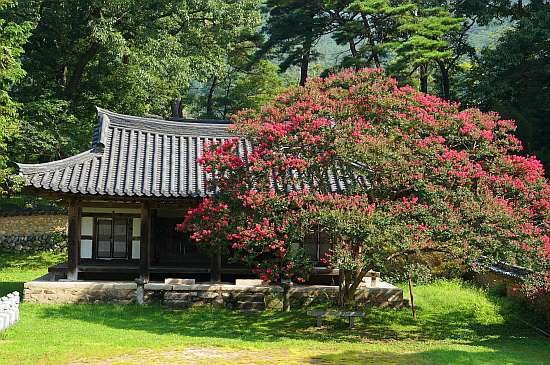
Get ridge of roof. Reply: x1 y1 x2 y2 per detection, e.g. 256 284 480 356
96 108 233 138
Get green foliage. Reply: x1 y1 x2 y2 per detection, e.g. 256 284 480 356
469 0 550 176
0 194 55 210
383 262 434 286
8 99 89 163
0 0 32 187
2 0 265 163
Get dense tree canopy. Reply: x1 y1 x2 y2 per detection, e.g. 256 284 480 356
180 69 550 305
471 0 550 178
0 0 32 186
2 0 263 163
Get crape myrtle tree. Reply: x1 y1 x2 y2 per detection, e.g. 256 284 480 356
180 68 550 306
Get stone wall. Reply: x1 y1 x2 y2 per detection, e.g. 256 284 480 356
0 214 68 254
24 277 406 309
471 263 550 321
0 232 68 254
0 214 68 235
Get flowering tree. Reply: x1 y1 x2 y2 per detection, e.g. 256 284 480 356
179 68 550 305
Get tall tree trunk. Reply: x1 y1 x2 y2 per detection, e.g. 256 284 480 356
300 19 315 87
435 59 450 101
64 42 100 101
300 47 310 87
170 100 183 118
206 76 219 118
419 64 428 94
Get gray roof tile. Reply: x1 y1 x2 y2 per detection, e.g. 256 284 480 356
16 108 244 198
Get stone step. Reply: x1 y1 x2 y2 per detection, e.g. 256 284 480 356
164 292 195 300
236 293 265 302
237 301 265 311
163 300 191 308
165 278 195 285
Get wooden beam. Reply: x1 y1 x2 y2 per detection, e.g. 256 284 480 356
210 253 222 282
75 202 142 209
139 201 151 282
67 202 81 280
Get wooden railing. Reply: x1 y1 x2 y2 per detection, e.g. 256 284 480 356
0 291 20 332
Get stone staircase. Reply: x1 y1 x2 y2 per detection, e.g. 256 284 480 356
236 293 265 312
163 292 193 308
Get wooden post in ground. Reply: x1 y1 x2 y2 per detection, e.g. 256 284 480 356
135 279 145 305
139 201 151 282
67 201 81 281
210 253 221 282
409 278 417 319
281 281 292 312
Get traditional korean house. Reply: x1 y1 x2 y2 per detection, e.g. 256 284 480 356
15 108 336 283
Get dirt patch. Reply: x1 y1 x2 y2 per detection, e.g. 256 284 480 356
68 347 294 365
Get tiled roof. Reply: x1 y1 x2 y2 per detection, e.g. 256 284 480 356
16 108 368 199
15 108 249 198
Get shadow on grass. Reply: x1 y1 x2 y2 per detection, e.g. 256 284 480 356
304 348 550 365
36 304 372 344
306 349 431 365
0 282 24 297
34 300 550 345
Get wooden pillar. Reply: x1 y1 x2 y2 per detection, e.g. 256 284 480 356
67 202 81 281
139 201 151 282
210 253 221 283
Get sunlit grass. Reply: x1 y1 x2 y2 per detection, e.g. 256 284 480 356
0 252 65 296
0 252 549 365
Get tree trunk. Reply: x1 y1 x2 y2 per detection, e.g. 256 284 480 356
419 64 428 94
170 100 183 118
206 76 219 118
64 42 100 101
300 47 310 87
300 21 315 87
338 267 371 307
435 59 450 101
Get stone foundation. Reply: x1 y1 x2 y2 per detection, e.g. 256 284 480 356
24 275 406 309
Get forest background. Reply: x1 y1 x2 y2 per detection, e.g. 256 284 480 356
0 0 548 181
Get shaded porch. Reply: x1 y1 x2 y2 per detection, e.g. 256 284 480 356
48 261 340 284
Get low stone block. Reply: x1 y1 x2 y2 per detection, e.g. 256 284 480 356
144 283 172 290
112 283 137 290
165 278 196 285
235 279 266 286
267 299 283 309
165 292 197 300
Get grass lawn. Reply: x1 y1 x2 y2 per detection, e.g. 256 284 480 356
1 253 550 364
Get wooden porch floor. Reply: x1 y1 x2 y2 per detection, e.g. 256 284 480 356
48 261 253 275
49 262 339 274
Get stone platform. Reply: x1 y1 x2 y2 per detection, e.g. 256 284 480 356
24 275 406 309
